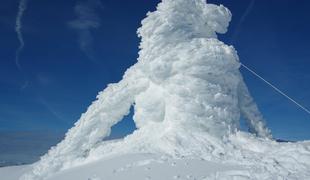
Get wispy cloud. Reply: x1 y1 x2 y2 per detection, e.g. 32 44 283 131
68 0 103 62
15 0 30 90
15 0 28 70
230 0 255 44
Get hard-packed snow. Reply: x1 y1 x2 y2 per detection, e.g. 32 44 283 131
0 165 31 180
11 0 310 179
40 153 250 180
2 136 310 180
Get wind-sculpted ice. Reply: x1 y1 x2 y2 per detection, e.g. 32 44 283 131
20 0 288 179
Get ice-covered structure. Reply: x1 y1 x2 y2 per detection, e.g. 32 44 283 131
21 0 310 180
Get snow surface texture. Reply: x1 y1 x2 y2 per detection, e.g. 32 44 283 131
21 0 310 179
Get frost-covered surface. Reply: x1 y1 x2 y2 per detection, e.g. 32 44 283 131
3 137 310 180
43 153 248 180
20 0 310 179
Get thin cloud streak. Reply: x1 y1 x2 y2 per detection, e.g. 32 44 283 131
15 0 28 70
68 0 103 63
230 0 255 44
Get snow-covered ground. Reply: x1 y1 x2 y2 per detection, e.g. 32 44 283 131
48 153 250 180
1 134 310 180
0 153 251 180
0 165 31 180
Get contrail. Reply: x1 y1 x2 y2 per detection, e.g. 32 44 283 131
15 0 28 70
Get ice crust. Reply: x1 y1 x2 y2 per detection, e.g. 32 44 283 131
21 0 310 179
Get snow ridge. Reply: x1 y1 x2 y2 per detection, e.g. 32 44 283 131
21 0 310 179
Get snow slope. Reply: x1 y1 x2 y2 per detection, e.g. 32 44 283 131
0 153 251 180
1 134 310 179
6 0 310 179
0 165 31 180
45 153 246 180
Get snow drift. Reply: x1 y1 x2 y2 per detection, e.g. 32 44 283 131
21 0 310 179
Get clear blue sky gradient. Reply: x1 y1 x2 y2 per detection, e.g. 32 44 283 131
0 0 310 141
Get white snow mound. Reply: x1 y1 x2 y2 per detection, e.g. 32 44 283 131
20 0 310 179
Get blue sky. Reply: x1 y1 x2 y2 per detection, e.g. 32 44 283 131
0 0 310 141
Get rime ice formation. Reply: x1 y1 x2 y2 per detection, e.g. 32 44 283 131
21 0 310 180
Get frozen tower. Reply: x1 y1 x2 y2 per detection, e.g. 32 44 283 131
135 0 271 138
22 0 272 179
